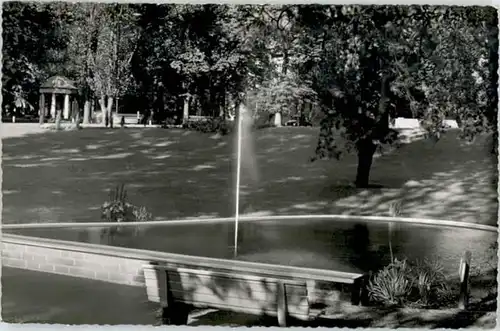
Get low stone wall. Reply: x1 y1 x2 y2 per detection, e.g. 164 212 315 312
2 234 148 287
1 231 369 290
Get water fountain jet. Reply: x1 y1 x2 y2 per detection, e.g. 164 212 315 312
233 101 258 257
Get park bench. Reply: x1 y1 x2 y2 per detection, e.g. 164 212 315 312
143 261 367 327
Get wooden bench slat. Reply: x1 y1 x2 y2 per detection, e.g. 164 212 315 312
168 276 308 296
168 285 308 303
143 262 366 326
144 267 169 305
168 286 309 311
169 286 279 305
169 270 304 288
152 263 362 286
277 281 287 327
145 258 364 284
158 265 308 285
171 291 309 318
178 299 311 320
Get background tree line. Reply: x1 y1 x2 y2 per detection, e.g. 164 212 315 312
3 3 497 186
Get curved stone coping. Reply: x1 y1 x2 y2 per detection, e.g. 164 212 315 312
1 233 362 284
3 214 498 233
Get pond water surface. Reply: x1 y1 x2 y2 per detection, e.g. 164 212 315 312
6 218 496 275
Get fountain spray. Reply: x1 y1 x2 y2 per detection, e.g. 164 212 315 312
234 102 244 257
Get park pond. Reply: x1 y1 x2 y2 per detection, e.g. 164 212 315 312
6 217 496 276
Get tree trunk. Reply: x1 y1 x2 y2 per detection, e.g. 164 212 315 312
282 49 289 76
218 88 226 118
195 96 201 116
219 102 225 118
75 112 81 130
71 99 79 123
156 88 164 123
274 112 282 127
234 97 241 130
107 96 114 128
90 98 95 123
83 100 91 124
55 110 62 131
39 93 45 125
299 100 306 125
99 97 107 127
355 139 377 188
182 96 190 125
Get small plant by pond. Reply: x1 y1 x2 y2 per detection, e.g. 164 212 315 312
101 184 154 237
367 258 459 309
132 206 154 223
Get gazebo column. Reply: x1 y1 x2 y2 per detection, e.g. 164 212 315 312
39 93 45 124
63 94 70 120
50 93 56 119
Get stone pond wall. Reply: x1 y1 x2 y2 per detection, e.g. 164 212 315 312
1 232 365 303
2 234 148 287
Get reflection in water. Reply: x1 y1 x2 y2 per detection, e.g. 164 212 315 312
345 224 380 272
77 227 109 245
7 219 496 275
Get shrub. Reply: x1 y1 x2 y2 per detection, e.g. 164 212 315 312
254 122 276 130
367 257 457 308
101 184 154 236
410 258 451 307
161 117 178 127
183 117 234 135
367 258 413 306
101 184 134 224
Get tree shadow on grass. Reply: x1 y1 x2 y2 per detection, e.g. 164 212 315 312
242 130 497 226
2 128 498 227
2 128 236 224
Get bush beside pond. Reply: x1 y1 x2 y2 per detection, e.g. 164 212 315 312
367 258 460 309
100 184 154 237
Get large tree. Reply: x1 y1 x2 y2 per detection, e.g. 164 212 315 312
2 2 69 117
66 3 140 126
297 5 497 187
132 4 271 123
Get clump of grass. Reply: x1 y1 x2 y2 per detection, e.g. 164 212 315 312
367 257 458 308
410 258 456 308
367 258 413 307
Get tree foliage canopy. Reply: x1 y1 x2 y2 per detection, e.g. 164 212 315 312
3 3 497 144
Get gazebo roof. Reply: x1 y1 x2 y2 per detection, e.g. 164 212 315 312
40 76 78 94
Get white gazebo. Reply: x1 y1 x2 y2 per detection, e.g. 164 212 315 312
39 76 79 124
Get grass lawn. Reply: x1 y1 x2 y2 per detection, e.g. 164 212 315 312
2 125 497 226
